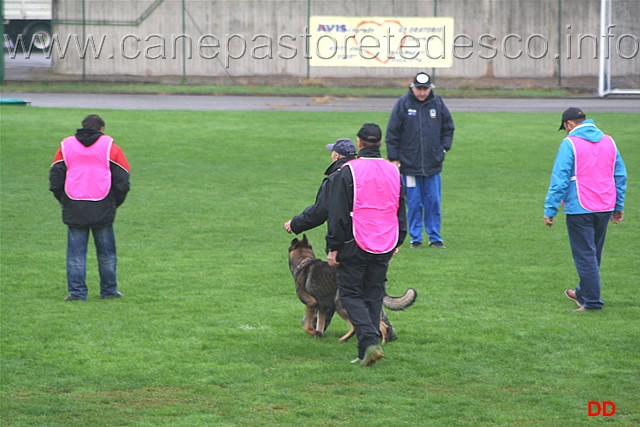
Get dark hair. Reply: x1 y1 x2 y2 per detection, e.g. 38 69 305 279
359 139 382 148
81 114 105 131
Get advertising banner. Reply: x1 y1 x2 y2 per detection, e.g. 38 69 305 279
309 16 454 68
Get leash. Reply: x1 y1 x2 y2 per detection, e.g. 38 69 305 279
293 257 319 281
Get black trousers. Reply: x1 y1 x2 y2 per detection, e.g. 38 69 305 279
336 241 392 358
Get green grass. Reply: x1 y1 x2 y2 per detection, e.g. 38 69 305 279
1 81 581 98
1 106 638 426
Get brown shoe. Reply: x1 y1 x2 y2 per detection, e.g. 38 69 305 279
564 289 582 308
564 289 586 310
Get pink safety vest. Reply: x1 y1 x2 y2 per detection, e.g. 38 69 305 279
61 135 113 201
349 158 400 254
568 134 617 212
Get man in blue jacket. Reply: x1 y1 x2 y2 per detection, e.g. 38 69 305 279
386 72 455 249
544 107 627 311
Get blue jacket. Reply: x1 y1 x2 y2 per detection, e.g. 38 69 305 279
385 89 455 177
544 119 627 217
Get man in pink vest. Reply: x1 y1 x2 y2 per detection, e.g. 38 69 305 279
327 123 407 366
50 115 131 301
544 108 627 311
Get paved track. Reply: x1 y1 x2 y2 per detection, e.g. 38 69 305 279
2 91 639 113
3 53 639 112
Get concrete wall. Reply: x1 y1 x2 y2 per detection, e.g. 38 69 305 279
51 0 639 82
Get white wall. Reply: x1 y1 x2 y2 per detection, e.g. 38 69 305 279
50 0 639 82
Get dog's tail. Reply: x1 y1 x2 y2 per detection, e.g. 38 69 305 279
383 288 417 311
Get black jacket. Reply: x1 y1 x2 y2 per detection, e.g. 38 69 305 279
326 147 407 252
385 89 455 177
290 155 353 235
49 128 130 228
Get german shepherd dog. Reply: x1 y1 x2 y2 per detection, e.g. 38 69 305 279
288 235 417 342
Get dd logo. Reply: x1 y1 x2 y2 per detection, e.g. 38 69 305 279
588 401 616 417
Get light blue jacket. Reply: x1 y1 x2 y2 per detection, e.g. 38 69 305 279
544 119 627 217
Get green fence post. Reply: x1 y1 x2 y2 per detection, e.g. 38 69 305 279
1 0 5 85
432 0 438 84
557 0 563 87
82 0 86 81
182 0 186 83
306 0 311 80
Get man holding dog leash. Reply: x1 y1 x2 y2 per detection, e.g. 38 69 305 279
284 138 400 340
284 138 357 331
326 123 407 367
284 138 357 235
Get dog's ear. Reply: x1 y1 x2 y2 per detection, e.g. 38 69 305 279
301 234 312 249
288 238 300 252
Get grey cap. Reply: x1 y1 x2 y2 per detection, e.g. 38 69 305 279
326 138 356 156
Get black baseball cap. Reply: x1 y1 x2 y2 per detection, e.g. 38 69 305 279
325 138 356 156
412 72 432 88
357 123 382 143
559 107 586 130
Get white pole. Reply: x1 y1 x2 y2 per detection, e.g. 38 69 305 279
598 0 608 97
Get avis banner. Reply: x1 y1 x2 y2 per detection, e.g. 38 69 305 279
309 16 454 68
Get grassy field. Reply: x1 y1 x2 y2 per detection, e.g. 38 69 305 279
1 106 638 426
1 81 579 99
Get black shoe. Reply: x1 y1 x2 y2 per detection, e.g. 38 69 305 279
362 344 384 367
101 291 123 299
410 242 422 249
429 241 446 248
64 295 86 301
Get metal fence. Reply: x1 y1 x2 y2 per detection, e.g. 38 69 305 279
38 0 640 85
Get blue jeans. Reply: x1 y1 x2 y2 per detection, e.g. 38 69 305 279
404 174 442 244
67 225 119 299
566 212 611 310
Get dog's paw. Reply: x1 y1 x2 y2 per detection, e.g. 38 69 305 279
314 330 326 338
